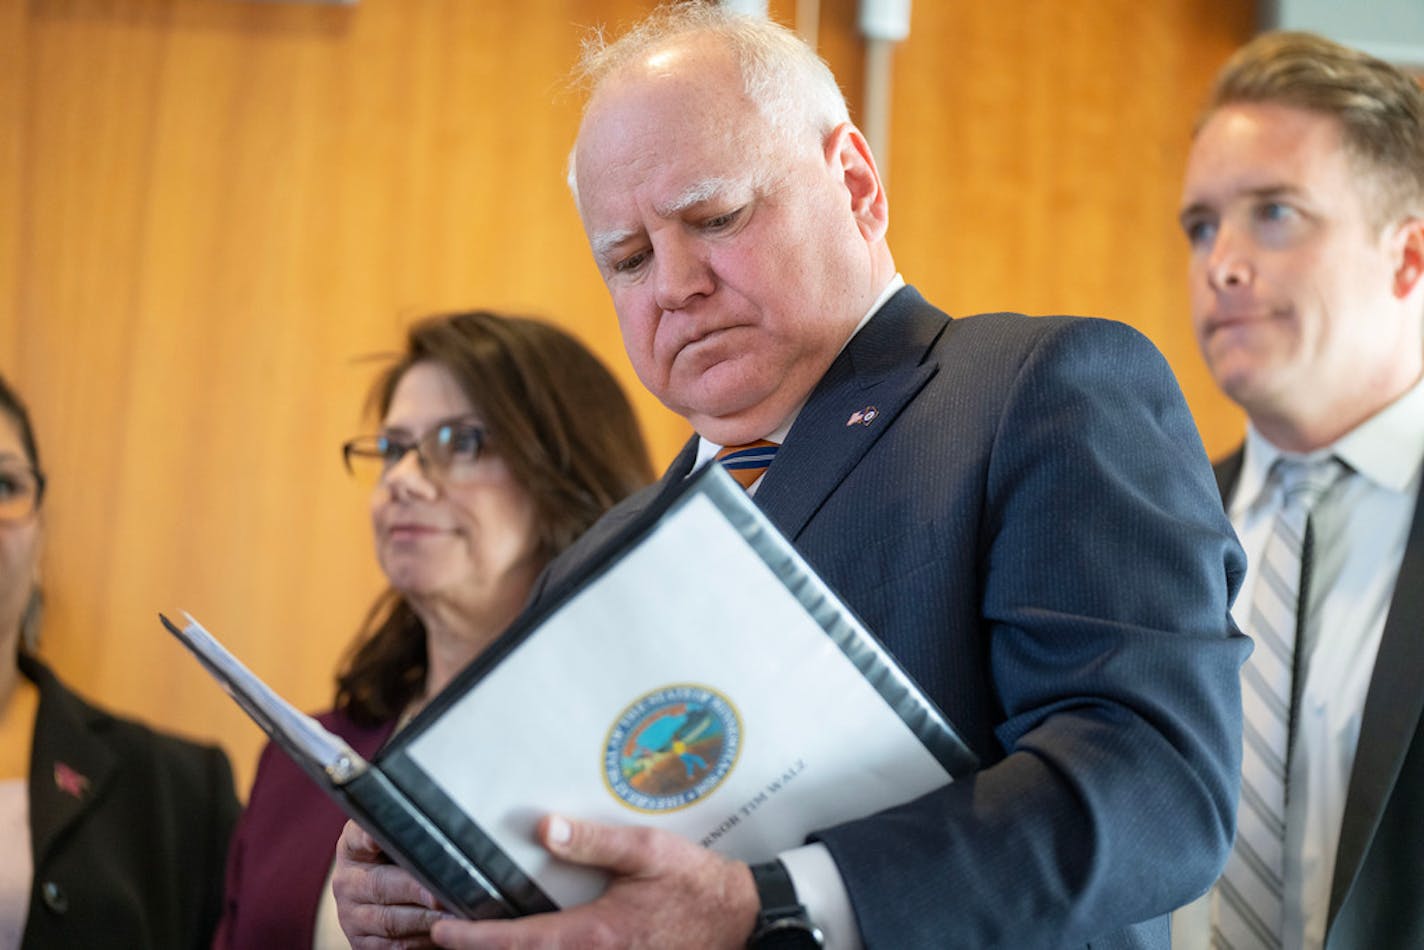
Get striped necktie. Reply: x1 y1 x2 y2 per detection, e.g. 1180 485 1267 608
715 440 778 491
1212 455 1346 950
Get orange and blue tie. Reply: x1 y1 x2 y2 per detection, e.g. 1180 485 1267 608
715 440 778 491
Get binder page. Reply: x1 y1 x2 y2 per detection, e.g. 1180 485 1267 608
401 493 953 908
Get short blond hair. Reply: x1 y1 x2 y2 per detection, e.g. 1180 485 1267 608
1202 31 1424 224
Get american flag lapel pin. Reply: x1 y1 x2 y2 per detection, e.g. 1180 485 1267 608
846 406 879 427
54 762 90 799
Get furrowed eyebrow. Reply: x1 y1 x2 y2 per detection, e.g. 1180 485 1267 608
589 176 754 264
653 177 737 217
591 227 640 262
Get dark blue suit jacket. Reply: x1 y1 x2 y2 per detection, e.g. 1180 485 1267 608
538 287 1248 948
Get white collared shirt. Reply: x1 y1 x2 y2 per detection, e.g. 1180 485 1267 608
1173 373 1424 950
696 274 903 949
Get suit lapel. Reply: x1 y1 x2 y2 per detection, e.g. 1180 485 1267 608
20 654 118 866
754 286 949 540
1328 470 1424 926
1214 448 1244 504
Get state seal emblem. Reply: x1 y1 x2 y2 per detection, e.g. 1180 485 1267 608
603 684 741 812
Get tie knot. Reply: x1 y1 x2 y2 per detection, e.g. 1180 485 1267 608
715 439 779 491
1273 455 1347 513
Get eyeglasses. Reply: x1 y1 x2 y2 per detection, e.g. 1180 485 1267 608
342 421 487 485
0 464 45 522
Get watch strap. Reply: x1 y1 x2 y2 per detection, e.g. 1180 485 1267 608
748 860 825 948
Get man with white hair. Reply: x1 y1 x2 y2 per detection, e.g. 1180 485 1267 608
335 6 1248 947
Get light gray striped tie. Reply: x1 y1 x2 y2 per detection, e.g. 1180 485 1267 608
1212 456 1346 950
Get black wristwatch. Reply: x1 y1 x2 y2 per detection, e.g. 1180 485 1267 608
747 859 825 948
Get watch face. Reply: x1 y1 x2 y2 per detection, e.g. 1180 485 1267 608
750 919 825 949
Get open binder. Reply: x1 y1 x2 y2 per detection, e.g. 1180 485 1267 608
163 461 977 919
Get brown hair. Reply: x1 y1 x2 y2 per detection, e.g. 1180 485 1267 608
1201 31 1424 224
334 311 654 725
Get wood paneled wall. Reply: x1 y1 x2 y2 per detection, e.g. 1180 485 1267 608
1 0 1255 793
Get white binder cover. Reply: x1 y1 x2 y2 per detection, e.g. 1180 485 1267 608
378 462 976 914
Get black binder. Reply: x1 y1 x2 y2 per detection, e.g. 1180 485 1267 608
163 462 977 919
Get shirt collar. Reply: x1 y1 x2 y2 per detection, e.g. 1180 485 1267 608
696 274 906 466
1232 372 1424 517
1332 372 1424 494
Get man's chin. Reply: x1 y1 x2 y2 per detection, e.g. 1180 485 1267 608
683 403 783 446
1205 339 1287 397
664 378 767 427
663 365 809 442
1212 363 1292 416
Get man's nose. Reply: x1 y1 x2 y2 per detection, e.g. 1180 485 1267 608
654 237 715 311
1207 224 1253 291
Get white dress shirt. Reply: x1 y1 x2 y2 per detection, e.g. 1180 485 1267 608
695 274 904 950
1173 373 1424 950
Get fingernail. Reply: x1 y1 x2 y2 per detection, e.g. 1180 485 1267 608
547 815 572 846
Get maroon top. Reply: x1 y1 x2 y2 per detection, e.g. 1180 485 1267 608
212 709 396 949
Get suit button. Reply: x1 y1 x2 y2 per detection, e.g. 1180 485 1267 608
41 881 68 914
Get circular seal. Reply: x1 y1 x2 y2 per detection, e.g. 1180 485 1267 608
603 684 741 813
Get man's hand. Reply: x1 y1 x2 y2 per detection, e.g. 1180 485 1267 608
332 820 452 949
429 814 760 950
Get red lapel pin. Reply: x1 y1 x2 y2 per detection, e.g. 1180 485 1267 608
54 762 89 799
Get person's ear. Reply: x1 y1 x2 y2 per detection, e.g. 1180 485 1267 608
1390 216 1424 298
825 123 889 243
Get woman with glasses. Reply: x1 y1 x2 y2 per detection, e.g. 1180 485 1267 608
214 310 653 948
0 372 240 948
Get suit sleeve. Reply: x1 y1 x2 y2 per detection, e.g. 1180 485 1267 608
813 318 1249 947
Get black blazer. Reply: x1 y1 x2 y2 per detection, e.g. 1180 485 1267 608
18 652 240 950
1215 450 1424 949
537 287 1248 948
